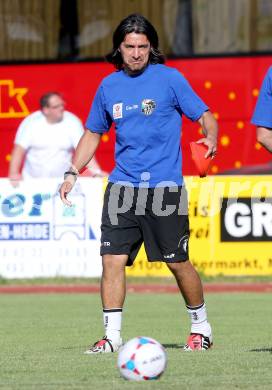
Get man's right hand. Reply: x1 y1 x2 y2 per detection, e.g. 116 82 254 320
9 173 22 188
59 181 74 206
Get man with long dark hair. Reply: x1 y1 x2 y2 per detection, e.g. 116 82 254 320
59 14 218 353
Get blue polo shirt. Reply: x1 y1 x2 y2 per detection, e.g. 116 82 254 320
86 64 208 187
251 66 272 128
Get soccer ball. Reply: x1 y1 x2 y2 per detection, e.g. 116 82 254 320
117 336 167 381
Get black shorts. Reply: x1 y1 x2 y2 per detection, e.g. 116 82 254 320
100 183 190 265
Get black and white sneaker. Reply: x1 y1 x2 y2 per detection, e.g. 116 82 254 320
183 333 213 351
84 336 122 354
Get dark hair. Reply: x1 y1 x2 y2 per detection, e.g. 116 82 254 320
40 92 62 109
106 14 165 69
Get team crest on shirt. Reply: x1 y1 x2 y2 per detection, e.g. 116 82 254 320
113 103 123 119
141 99 156 115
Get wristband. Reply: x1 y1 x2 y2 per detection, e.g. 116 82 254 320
64 171 77 177
64 171 78 184
70 164 80 175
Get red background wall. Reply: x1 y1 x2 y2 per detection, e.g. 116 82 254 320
1 56 272 177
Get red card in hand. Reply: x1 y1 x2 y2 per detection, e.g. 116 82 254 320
190 141 212 177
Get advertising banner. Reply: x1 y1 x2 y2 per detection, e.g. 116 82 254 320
1 56 272 178
127 175 272 277
0 178 103 278
1 176 271 278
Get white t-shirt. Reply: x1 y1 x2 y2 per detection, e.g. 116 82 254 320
15 110 84 178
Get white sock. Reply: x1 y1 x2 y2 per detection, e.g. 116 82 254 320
103 308 122 343
186 302 211 337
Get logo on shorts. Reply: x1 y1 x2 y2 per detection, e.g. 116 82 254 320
183 238 188 252
113 103 123 119
163 253 175 259
141 99 156 115
178 234 189 253
102 241 111 247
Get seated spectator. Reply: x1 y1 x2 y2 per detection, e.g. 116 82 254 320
8 91 107 185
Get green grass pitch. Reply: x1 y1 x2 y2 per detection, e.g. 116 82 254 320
0 292 271 389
